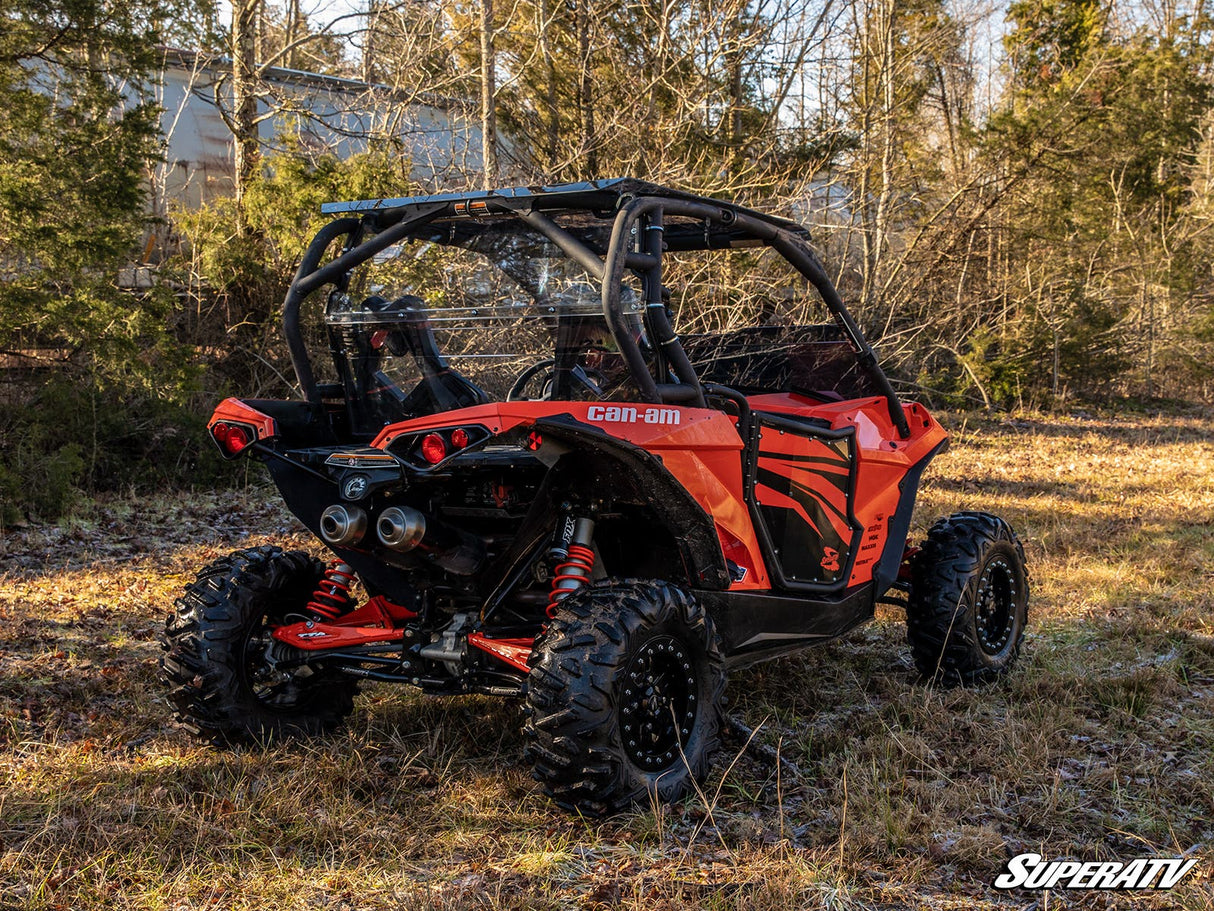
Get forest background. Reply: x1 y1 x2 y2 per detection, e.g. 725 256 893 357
2 0 1214 521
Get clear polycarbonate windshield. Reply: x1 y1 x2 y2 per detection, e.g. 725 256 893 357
658 241 881 401
319 222 647 434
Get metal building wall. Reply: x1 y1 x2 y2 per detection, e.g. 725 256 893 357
152 49 490 211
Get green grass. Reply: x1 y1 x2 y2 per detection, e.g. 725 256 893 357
1 412 1212 909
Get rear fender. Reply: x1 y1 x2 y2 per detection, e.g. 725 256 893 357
532 414 731 590
870 436 949 598
208 398 338 453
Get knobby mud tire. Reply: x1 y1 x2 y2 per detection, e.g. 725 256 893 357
160 546 358 745
524 580 727 816
906 512 1029 685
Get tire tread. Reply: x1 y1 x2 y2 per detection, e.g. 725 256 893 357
906 513 1029 685
523 580 727 816
160 545 358 744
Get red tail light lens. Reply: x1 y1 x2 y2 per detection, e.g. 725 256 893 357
212 422 252 456
450 428 470 449
420 432 447 464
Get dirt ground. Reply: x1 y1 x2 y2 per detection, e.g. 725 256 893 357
1 411 1212 909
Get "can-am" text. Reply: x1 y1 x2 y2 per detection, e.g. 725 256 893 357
586 405 681 426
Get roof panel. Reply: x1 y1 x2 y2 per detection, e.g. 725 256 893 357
320 178 810 241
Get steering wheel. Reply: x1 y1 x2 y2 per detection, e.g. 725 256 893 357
507 359 608 401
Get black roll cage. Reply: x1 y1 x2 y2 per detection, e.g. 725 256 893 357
281 179 910 439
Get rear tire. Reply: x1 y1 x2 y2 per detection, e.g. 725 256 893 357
160 546 358 744
906 512 1029 684
524 580 727 815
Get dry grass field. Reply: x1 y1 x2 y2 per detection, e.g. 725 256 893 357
1 411 1212 910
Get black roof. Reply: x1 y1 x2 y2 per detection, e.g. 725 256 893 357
320 178 810 251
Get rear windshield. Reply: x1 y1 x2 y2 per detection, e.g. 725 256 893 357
318 222 648 434
305 209 875 435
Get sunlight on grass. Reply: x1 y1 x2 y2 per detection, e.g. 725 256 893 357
2 413 1213 908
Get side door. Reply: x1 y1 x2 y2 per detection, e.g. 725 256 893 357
747 412 862 591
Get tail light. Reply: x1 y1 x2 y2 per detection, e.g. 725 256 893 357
419 432 447 464
207 399 276 460
382 424 489 466
212 421 254 457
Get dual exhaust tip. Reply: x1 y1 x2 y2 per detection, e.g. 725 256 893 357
320 503 484 575
320 504 425 552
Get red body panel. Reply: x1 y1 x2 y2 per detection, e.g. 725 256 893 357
748 396 946 586
208 397 277 441
369 397 948 592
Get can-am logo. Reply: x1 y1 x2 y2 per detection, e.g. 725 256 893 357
586 405 681 426
994 853 1198 890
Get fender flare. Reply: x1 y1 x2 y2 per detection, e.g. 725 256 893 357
533 414 731 590
871 437 950 598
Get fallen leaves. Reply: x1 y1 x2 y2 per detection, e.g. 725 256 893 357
0 415 1213 909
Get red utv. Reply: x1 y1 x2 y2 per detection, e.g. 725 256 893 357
161 179 1028 814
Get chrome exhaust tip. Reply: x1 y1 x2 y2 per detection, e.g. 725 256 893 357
377 505 427 551
319 504 368 547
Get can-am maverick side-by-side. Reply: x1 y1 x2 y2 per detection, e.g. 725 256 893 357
161 179 1028 814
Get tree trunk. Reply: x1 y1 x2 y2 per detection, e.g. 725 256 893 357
480 0 498 189
232 0 261 224
727 3 743 151
856 0 875 317
284 0 301 69
868 0 897 319
576 0 597 176
539 0 559 171
362 0 378 84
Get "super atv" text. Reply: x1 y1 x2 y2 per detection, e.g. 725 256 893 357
994 853 1198 890
586 405 681 425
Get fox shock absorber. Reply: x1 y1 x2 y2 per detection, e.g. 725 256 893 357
546 516 596 618
307 561 357 620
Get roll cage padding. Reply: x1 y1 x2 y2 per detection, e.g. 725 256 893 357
532 413 732 590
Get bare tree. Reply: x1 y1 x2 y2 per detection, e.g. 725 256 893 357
481 0 498 187
231 0 261 219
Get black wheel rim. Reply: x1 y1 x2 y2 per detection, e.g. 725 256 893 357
243 615 306 711
975 556 1016 655
619 635 699 771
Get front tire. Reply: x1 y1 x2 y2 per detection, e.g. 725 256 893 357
524 581 727 815
906 512 1029 684
160 546 358 744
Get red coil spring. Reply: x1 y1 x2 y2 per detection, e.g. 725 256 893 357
546 544 595 618
307 561 356 620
